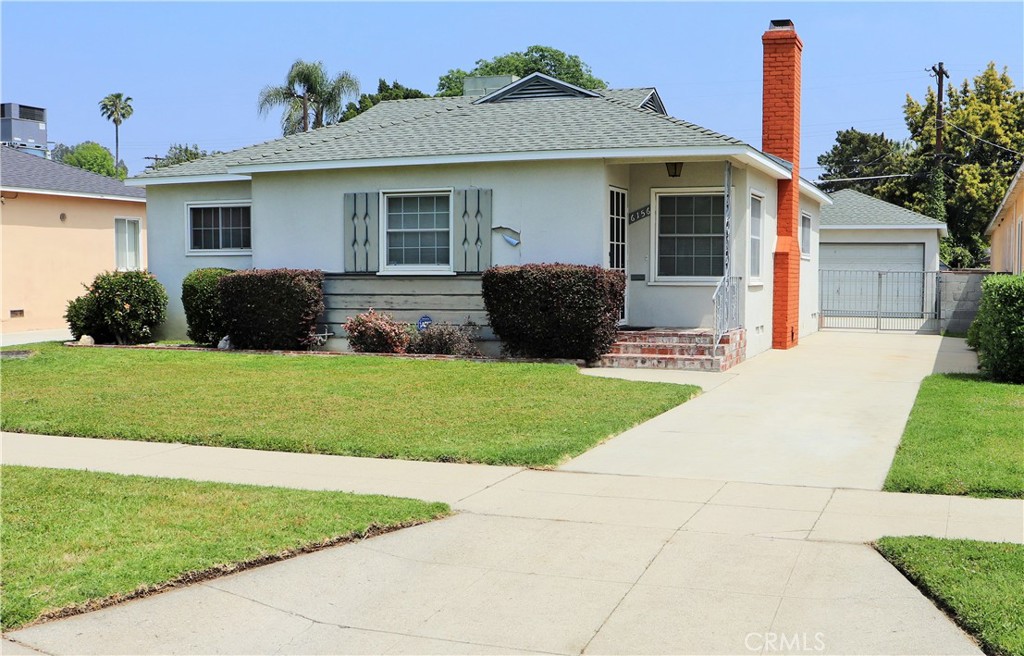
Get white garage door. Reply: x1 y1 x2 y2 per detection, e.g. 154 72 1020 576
820 243 924 271
820 243 932 329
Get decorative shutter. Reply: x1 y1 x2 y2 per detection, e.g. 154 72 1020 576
452 188 492 273
343 192 379 272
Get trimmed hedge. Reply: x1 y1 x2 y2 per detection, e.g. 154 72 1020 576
482 264 625 361
64 271 167 345
970 275 1024 383
343 310 412 354
182 268 233 346
218 269 325 350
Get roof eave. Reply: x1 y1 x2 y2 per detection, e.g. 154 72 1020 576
821 223 948 237
0 186 146 202
799 179 832 206
126 173 252 187
985 162 1024 235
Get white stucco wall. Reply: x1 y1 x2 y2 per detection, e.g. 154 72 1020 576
145 181 253 338
741 169 779 357
818 228 942 272
799 195 821 339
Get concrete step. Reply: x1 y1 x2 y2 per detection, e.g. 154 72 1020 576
608 342 734 357
597 353 730 371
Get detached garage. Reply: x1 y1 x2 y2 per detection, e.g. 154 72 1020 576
819 189 947 331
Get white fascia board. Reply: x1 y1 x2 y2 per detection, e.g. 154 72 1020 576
125 174 252 187
0 186 147 203
799 180 833 206
821 224 949 237
225 146 795 180
985 162 1024 235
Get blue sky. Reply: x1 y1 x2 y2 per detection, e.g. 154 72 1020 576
2 2 1021 176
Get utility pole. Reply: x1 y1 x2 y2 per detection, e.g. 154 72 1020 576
143 155 163 170
931 62 950 161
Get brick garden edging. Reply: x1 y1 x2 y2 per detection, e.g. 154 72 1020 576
63 342 586 367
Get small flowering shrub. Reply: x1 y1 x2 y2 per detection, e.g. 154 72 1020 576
218 269 325 350
408 322 480 357
182 267 233 346
65 271 168 344
343 310 412 354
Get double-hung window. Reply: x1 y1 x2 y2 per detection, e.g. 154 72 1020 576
189 204 251 252
115 218 141 271
656 192 725 279
383 191 452 271
749 195 763 281
800 213 812 257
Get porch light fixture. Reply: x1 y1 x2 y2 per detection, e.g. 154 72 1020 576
665 162 683 178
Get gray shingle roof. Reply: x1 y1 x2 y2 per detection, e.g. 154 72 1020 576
821 189 945 228
134 86 748 180
1 146 145 199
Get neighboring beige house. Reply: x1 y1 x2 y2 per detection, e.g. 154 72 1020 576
1 146 147 333
987 162 1023 274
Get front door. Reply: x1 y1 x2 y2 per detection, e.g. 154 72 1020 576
608 187 628 323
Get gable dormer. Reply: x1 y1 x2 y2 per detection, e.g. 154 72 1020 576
640 89 667 115
472 72 602 104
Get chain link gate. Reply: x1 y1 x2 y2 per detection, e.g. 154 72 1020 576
819 270 942 332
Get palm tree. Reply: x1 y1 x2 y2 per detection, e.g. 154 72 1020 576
98 93 133 171
258 60 358 135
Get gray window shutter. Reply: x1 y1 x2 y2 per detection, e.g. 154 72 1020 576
452 188 492 273
343 192 379 272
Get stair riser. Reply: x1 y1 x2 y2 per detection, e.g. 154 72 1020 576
609 344 736 357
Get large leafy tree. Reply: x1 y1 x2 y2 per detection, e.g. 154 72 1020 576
340 79 428 122
98 93 133 175
437 45 607 97
815 62 1024 267
151 143 214 169
61 141 120 179
258 59 359 135
816 129 913 203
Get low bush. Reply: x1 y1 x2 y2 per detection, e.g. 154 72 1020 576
182 268 234 346
218 269 325 350
65 271 168 345
343 310 411 354
409 322 480 357
970 275 1024 383
482 264 625 361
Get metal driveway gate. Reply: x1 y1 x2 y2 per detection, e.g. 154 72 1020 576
819 270 941 332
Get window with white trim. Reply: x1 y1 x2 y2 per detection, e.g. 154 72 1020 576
115 218 141 271
749 195 763 280
656 193 725 278
800 213 812 256
384 191 452 269
189 205 251 251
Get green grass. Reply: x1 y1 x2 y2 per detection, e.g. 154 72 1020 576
0 465 448 630
0 342 696 466
884 374 1024 498
877 537 1024 656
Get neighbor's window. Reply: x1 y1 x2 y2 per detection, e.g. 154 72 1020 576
115 218 141 271
384 192 452 269
750 195 763 280
657 194 725 278
189 205 251 251
801 213 812 256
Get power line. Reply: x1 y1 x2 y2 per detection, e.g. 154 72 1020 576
945 122 1024 157
813 174 914 183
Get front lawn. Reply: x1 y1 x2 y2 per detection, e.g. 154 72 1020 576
0 465 448 630
884 374 1024 498
877 536 1024 656
0 343 697 466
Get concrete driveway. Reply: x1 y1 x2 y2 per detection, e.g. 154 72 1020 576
565 332 979 489
1 328 72 347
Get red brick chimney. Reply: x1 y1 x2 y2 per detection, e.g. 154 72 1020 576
763 18 802 349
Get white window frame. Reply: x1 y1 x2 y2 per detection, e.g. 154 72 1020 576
378 188 455 275
185 200 253 256
114 217 142 271
800 212 812 259
748 191 765 285
649 186 725 286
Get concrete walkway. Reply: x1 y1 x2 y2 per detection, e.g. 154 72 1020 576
0 328 72 347
567 332 980 489
3 332 1019 655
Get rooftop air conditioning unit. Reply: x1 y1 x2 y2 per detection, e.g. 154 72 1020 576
1 103 48 151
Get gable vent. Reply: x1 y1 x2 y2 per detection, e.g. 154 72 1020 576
499 77 589 101
640 94 666 114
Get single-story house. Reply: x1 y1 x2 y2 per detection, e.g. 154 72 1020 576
987 162 1023 274
1 146 147 333
130 19 829 367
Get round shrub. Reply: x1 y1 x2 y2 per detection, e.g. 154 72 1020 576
482 264 625 361
970 275 1024 383
66 271 168 344
343 310 412 353
408 322 480 357
182 267 233 346
217 269 325 350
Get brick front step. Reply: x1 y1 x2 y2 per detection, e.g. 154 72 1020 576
599 328 746 372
